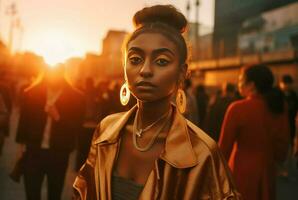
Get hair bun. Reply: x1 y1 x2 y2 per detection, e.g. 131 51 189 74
133 5 187 33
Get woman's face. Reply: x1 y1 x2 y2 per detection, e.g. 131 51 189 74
125 32 183 102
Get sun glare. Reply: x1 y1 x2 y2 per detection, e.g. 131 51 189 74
31 30 84 67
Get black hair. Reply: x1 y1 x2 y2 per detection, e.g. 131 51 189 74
281 74 293 84
125 5 188 66
184 78 192 89
224 83 235 93
243 64 285 114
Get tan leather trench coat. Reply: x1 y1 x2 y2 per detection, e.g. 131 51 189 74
73 105 241 200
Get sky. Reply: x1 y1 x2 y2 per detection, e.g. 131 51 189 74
0 0 214 65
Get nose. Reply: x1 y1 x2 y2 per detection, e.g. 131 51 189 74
139 59 153 78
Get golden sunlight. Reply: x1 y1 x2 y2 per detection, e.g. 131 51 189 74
30 30 84 67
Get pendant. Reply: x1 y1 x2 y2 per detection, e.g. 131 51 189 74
136 129 143 137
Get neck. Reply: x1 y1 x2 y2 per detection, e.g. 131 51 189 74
137 95 172 128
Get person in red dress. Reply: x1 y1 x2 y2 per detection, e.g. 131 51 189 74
219 64 290 200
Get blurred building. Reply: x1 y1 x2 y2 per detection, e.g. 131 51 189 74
101 30 127 78
11 52 45 79
187 22 213 61
213 0 297 58
74 30 127 82
239 3 298 54
0 41 11 73
70 30 128 88
190 1 298 90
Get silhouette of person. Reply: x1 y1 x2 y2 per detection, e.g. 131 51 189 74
219 64 290 200
205 83 236 141
279 74 298 146
16 65 85 200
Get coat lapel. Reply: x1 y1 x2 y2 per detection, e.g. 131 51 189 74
92 105 199 199
94 106 137 200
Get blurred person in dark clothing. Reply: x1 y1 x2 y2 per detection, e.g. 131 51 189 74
0 71 12 156
205 82 236 141
76 77 99 171
195 84 209 129
183 79 198 124
279 75 298 171
15 65 85 200
219 64 290 200
279 74 298 146
295 114 298 163
107 80 124 114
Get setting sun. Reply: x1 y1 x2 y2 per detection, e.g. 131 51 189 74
29 30 84 67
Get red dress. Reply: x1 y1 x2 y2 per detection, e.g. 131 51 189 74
219 94 290 200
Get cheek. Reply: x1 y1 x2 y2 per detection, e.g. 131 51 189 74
158 71 180 92
125 67 141 96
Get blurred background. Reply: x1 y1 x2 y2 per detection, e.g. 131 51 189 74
0 0 297 199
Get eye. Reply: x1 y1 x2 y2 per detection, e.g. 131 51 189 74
128 56 143 65
155 58 170 66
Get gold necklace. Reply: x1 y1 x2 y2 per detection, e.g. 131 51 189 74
132 108 172 152
135 110 170 138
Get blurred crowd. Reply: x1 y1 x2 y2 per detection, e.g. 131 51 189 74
0 56 297 200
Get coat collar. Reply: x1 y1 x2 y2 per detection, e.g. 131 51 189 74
94 104 198 168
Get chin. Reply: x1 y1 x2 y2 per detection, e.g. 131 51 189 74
135 94 158 102
136 93 173 104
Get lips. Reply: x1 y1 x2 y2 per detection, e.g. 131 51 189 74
136 81 156 88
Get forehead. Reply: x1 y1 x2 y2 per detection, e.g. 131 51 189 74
127 32 178 54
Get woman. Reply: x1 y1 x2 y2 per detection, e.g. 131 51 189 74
74 5 240 200
219 64 290 200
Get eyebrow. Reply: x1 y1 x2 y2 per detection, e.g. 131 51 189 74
128 47 175 57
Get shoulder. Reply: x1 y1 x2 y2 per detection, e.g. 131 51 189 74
186 120 218 157
229 98 247 108
185 119 225 166
224 98 251 114
100 112 126 127
93 111 128 138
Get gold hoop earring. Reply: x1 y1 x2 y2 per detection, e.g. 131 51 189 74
120 83 130 106
176 89 186 113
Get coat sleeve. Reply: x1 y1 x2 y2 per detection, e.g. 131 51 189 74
212 146 242 200
219 103 239 161
187 123 242 199
191 138 242 199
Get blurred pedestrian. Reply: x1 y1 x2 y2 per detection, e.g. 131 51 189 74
183 78 198 124
279 74 298 146
294 113 298 167
205 82 236 141
195 84 209 129
15 65 85 200
0 71 12 156
219 64 290 200
76 77 99 171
